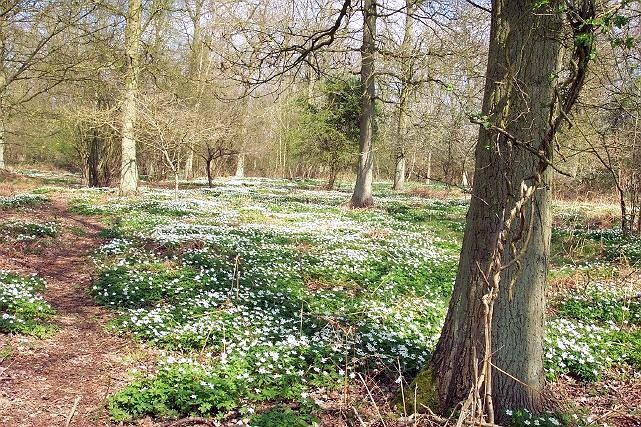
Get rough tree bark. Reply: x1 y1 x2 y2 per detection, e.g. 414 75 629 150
0 22 7 170
206 157 214 187
410 0 569 420
0 106 5 170
392 0 415 191
349 0 376 208
119 0 142 195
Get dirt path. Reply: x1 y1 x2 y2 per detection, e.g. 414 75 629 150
0 199 140 426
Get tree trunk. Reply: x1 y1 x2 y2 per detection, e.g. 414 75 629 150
0 15 7 171
393 156 406 190
408 150 416 181
0 61 6 170
88 92 103 187
392 0 415 191
184 149 194 180
326 166 338 190
81 159 90 187
349 0 376 208
235 152 245 178
88 131 100 187
413 1 564 420
620 186 629 235
147 160 155 181
426 151 432 185
185 0 205 183
306 63 316 106
119 0 141 196
206 157 213 187
0 109 5 170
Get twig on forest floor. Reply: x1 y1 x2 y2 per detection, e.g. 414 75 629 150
397 358 407 417
352 406 367 426
160 417 216 427
64 395 81 427
423 408 500 427
358 372 387 427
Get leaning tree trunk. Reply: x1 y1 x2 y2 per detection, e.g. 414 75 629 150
119 0 141 195
411 0 566 421
349 0 376 208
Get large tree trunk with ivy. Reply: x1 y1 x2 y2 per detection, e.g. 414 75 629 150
392 0 415 191
119 0 141 195
410 0 569 420
350 0 376 208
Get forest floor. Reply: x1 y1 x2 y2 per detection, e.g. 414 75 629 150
0 170 640 427
0 193 148 426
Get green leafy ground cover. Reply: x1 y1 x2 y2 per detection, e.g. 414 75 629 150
0 193 48 210
0 270 55 337
26 179 638 425
0 220 59 241
0 192 56 337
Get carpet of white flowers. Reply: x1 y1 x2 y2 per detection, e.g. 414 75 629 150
64 179 640 424
0 270 55 337
0 193 47 210
0 220 59 241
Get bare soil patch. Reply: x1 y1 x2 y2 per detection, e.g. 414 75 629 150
0 170 43 195
0 198 144 427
